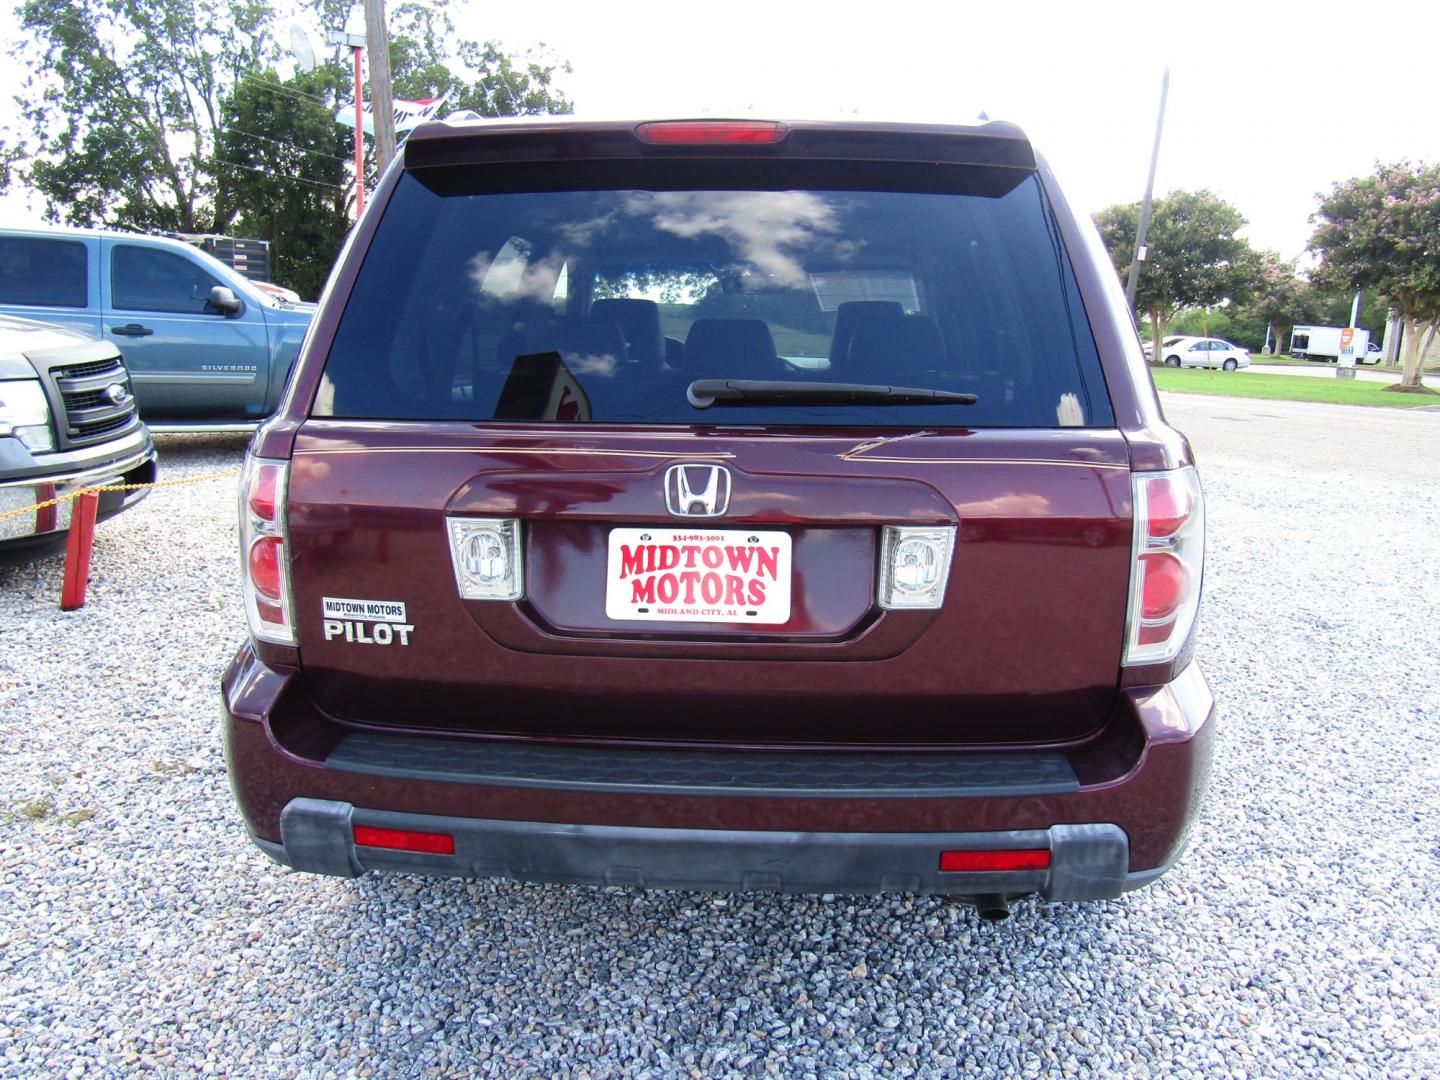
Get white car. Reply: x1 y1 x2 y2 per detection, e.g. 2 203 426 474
1158 336 1251 371
1142 335 1185 361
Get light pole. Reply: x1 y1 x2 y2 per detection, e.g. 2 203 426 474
1126 67 1171 314
326 28 368 215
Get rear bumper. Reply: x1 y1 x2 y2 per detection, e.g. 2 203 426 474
258 803 1136 900
222 644 1214 899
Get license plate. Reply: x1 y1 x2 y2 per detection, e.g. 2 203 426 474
605 527 792 624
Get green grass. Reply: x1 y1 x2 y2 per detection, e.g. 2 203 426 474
1151 366 1439 408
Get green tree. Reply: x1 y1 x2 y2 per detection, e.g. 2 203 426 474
215 68 353 299
1310 161 1440 388
1095 190 1260 359
15 0 271 232
1235 253 1307 354
9 0 572 296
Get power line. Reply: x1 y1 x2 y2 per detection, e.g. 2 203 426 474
224 127 351 165
236 73 336 108
212 159 348 191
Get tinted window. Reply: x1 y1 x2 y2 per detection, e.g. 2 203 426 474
111 245 222 314
0 237 87 308
316 171 1112 428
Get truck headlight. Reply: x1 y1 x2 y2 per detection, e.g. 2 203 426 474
0 380 54 453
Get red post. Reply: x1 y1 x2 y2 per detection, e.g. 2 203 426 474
60 490 100 611
353 45 366 216
35 483 58 534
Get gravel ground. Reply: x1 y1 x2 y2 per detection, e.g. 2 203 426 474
2 401 1438 1078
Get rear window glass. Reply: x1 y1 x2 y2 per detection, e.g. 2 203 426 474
315 170 1111 428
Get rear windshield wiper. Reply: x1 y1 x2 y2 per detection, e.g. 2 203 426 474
687 379 977 409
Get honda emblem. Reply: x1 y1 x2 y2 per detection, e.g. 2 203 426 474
664 464 731 517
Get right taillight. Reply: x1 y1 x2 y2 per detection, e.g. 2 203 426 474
240 455 294 645
1125 467 1204 665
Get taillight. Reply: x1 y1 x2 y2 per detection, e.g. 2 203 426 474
634 120 789 145
1125 468 1204 665
240 456 294 645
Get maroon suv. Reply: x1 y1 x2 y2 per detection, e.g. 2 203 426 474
222 118 1212 916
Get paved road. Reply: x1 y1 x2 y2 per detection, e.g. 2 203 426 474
2 400 1437 1077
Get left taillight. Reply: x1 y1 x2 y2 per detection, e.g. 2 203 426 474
1125 467 1204 665
240 455 294 645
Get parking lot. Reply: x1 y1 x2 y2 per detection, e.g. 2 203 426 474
2 394 1437 1077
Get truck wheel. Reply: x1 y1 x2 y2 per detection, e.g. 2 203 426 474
1223 359 1238 371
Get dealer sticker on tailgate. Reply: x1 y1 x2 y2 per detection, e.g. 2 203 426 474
605 528 792 624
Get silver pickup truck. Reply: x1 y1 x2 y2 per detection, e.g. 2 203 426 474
0 315 155 562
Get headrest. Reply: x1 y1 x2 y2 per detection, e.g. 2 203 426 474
830 300 906 363
683 318 781 380
591 298 664 367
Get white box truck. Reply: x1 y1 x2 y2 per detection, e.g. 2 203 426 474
1290 325 1382 363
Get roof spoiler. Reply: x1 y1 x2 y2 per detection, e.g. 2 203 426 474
403 118 1036 172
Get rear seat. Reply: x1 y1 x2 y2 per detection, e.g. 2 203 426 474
591 299 665 369
838 305 948 381
508 313 629 373
829 301 904 368
683 318 785 380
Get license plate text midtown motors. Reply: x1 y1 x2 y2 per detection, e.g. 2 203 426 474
605 528 792 623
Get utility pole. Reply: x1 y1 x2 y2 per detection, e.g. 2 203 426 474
364 0 397 170
1125 67 1171 313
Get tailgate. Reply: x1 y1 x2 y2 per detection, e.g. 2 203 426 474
287 421 1133 747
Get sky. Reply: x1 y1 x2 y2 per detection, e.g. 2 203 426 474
3 0 1438 263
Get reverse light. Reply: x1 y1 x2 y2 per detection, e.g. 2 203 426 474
240 456 294 645
447 517 523 601
354 825 455 855
634 120 789 145
1125 468 1205 665
878 526 956 610
940 849 1052 872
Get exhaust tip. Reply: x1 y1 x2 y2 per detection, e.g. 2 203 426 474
974 894 1011 922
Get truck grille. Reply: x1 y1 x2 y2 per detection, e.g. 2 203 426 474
40 352 142 450
53 357 124 381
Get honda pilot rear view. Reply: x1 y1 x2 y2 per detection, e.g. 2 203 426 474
222 118 1213 913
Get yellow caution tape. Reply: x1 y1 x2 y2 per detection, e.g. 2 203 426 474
0 469 240 522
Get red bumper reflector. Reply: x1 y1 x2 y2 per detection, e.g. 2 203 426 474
635 120 788 145
939 849 1051 872
354 825 455 855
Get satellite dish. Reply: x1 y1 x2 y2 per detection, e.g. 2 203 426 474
290 26 317 73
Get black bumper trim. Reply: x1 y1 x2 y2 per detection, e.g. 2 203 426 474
324 731 1079 799
268 798 1131 900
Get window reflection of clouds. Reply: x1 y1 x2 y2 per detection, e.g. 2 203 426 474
468 248 569 302
629 191 859 287
467 192 861 296
568 353 618 377
558 212 618 247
